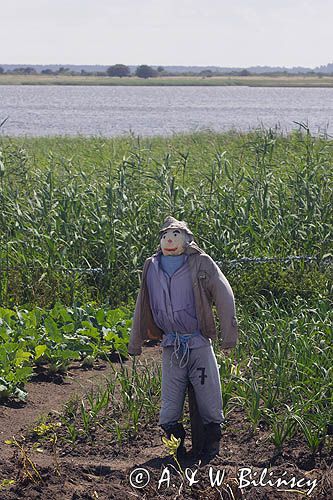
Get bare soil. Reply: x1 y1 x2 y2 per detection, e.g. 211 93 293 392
0 345 332 500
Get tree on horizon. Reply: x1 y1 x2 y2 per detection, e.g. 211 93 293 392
135 65 157 78
106 64 131 77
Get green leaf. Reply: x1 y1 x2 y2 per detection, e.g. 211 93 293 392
51 349 80 361
44 317 63 342
35 344 47 360
103 330 117 342
45 316 58 335
105 309 125 327
15 349 33 367
61 323 75 333
0 327 9 342
14 366 33 381
60 307 73 323
96 309 105 325
77 326 100 340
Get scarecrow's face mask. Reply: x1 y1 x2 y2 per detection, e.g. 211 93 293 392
160 229 186 256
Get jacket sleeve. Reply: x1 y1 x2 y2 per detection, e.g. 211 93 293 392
127 285 144 355
206 257 239 348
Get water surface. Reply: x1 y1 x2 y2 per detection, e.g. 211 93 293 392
0 85 332 136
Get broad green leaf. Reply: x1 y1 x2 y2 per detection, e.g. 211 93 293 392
51 349 80 361
105 309 125 327
96 309 105 325
103 330 117 342
44 317 63 342
14 366 33 381
44 316 59 335
60 307 73 323
35 344 47 360
0 327 9 342
77 326 100 340
61 323 75 333
15 350 33 367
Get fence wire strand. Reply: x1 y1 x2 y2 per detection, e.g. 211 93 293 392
0 254 331 274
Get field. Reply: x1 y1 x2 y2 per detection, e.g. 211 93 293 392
1 74 333 87
0 129 332 499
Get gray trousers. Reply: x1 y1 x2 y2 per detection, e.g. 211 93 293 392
159 344 224 427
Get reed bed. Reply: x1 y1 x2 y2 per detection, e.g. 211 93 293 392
0 128 331 307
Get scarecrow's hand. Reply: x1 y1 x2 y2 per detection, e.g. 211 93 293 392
127 348 142 357
220 345 238 366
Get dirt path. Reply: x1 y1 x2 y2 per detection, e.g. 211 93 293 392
0 345 161 461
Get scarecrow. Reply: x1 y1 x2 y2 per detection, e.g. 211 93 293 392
128 216 238 460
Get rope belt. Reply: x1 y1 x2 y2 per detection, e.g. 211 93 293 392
167 330 201 368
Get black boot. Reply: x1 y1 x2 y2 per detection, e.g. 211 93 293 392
201 423 222 462
161 423 186 459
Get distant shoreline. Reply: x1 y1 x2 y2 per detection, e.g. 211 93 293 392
1 74 333 87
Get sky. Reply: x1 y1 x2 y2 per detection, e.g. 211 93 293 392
1 0 332 68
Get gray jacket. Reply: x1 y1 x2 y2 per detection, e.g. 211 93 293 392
128 242 238 355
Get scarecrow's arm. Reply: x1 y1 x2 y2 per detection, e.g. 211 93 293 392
206 257 238 349
128 288 144 355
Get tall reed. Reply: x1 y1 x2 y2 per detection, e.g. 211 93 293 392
0 129 331 306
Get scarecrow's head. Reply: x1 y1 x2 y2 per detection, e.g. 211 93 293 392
159 216 193 256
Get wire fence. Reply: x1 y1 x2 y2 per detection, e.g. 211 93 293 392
219 254 332 267
0 253 331 306
0 254 332 274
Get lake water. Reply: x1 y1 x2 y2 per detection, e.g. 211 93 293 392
0 85 332 137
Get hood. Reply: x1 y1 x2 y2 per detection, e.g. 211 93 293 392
159 216 194 237
154 240 205 256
